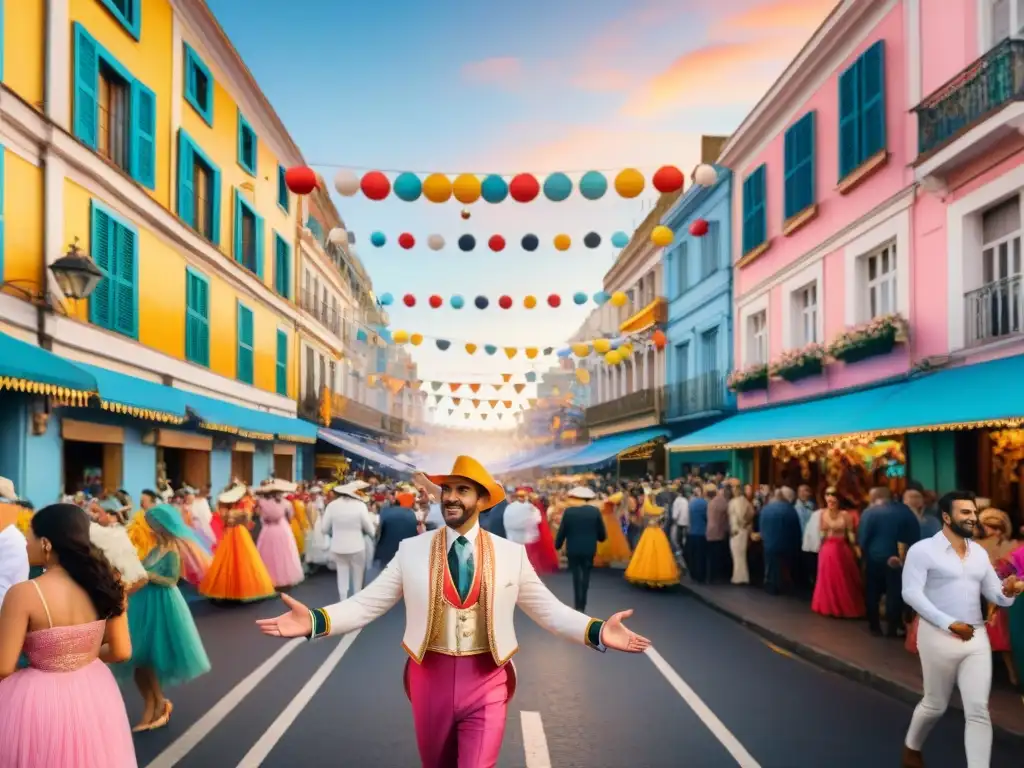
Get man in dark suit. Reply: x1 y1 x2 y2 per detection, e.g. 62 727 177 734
482 496 508 539
858 486 920 637
758 487 802 595
554 486 606 612
374 502 420 568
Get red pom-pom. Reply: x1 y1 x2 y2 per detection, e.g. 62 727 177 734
689 218 709 237
428 294 443 309
547 294 561 308
509 174 540 203
652 165 685 194
402 293 416 307
361 171 391 201
498 295 513 309
651 329 667 350
398 233 415 250
284 166 318 195
488 235 506 252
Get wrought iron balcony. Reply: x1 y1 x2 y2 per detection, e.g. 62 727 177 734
665 371 727 419
585 387 661 428
299 289 341 335
914 38 1024 158
310 387 407 438
965 275 1023 347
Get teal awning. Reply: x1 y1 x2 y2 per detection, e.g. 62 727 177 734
549 427 671 468
187 391 318 443
0 332 97 399
76 363 189 424
666 385 904 451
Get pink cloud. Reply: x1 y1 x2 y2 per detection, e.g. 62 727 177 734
460 57 524 87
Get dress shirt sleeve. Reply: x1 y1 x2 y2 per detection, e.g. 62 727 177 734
0 536 29 607
673 498 689 527
516 546 604 651
901 544 957 630
980 556 1016 609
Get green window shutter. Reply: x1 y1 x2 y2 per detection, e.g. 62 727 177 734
89 204 113 329
177 131 195 227
185 268 210 366
255 212 265 279
741 166 767 254
130 79 156 189
859 40 887 160
233 189 243 265
838 63 861 179
237 304 254 384
275 329 287 395
73 24 99 149
274 233 290 298
277 166 289 211
209 164 221 246
783 112 815 220
112 219 138 338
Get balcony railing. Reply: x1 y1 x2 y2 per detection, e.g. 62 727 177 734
312 387 407 438
914 38 1024 158
299 289 341 335
965 275 1023 347
665 371 727 419
585 387 661 428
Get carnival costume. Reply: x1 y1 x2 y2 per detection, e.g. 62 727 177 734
126 509 157 560
624 490 680 588
527 492 560 573
199 485 276 602
288 493 310 557
594 492 633 567
810 508 865 618
255 481 305 589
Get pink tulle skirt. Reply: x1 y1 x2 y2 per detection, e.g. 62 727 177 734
256 520 305 588
0 659 137 768
178 539 212 587
811 536 865 618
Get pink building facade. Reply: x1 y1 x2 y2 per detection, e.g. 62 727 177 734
722 0 927 410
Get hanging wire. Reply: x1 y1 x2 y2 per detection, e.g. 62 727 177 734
306 161 679 177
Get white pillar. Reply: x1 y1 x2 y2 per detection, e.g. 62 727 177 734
45 0 70 131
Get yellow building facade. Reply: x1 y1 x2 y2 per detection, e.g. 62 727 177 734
0 0 321 504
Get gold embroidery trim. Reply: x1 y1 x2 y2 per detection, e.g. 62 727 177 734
404 530 446 663
584 617 600 648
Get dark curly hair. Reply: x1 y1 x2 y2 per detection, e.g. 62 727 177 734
32 504 125 619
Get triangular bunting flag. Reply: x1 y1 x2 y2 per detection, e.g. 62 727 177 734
502 400 512 408
448 408 455 416
525 348 538 359
449 383 461 393
502 374 512 383
387 377 405 394
452 397 462 406
469 384 481 393
492 384 502 393
465 343 477 354
433 395 443 404
410 380 422 389
431 381 442 391
464 413 470 419
513 384 525 394
481 414 488 421
528 398 538 407
419 390 428 401
504 348 517 359
497 413 504 420
472 400 480 409
488 400 498 409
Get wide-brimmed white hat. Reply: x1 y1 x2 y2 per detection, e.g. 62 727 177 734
0 476 17 501
567 486 596 500
217 484 247 505
263 478 297 494
334 480 369 499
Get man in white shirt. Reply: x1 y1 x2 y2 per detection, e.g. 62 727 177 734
319 481 377 601
0 476 30 608
670 491 689 558
502 487 541 546
900 490 1022 768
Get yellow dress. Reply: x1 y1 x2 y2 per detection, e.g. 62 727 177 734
594 493 632 567
126 510 157 560
289 498 308 557
14 508 32 536
624 496 680 588
199 506 276 602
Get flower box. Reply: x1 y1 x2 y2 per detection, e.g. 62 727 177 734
774 357 824 382
728 365 769 393
828 314 905 365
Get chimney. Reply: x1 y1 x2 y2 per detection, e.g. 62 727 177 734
701 135 730 165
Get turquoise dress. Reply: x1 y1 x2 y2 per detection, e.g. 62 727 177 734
113 547 210 688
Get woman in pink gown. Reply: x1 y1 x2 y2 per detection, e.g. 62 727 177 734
0 504 136 767
254 482 304 589
811 488 865 618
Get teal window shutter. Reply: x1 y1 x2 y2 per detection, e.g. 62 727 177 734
742 165 767 254
89 203 113 329
183 43 213 125
233 188 243 265
112 216 138 338
783 112 816 220
860 41 887 160
177 130 195 226
237 110 257 175
130 79 156 189
98 0 140 40
838 65 860 179
237 303 254 384
209 164 222 246
185 267 210 366
277 166 289 212
275 329 288 395
255 212 265 280
73 24 99 149
273 233 290 298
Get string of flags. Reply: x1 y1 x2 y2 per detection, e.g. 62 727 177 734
380 291 630 310
364 373 541 393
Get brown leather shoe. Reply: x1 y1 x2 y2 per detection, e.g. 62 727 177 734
900 745 924 767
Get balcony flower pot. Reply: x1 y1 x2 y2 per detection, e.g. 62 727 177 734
728 365 769 393
828 314 906 366
774 357 824 382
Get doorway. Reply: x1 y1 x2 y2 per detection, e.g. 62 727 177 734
273 453 293 480
61 419 124 496
231 449 254 484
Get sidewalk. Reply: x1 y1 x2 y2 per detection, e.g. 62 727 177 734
680 580 1024 744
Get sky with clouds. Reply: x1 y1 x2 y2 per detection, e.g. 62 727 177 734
207 0 836 429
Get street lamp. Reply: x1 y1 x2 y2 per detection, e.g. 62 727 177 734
49 239 103 300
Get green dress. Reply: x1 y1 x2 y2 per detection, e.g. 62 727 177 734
113 547 211 688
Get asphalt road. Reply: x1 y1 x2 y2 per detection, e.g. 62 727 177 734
123 569 1019 768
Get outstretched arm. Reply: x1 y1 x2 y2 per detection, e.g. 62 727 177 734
515 547 605 651
314 555 404 639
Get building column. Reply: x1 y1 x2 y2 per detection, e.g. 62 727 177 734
641 350 649 390
45 0 71 131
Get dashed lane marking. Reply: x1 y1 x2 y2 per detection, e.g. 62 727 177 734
645 646 762 768
520 711 553 768
235 630 362 767
145 637 305 768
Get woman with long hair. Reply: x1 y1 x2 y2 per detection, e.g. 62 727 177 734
199 485 277 602
810 488 865 619
113 504 210 732
0 504 136 766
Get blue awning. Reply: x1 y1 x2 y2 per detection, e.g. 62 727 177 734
519 445 590 471
318 428 411 473
76 363 189 424
0 332 97 401
187 391 318 443
666 383 906 451
554 427 671 469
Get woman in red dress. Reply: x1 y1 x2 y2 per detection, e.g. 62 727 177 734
525 490 560 574
811 487 865 618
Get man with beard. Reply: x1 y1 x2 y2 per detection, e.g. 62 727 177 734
900 490 1023 768
256 456 650 768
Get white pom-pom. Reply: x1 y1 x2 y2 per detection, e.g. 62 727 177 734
334 170 360 196
328 227 347 245
693 164 718 187
427 234 445 251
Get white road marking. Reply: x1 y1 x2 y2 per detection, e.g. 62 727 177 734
645 647 762 768
144 638 305 768
235 630 362 767
520 711 552 768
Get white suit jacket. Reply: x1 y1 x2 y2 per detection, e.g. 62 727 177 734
503 501 541 545
321 497 376 555
321 525 602 666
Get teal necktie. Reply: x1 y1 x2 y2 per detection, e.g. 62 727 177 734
449 535 474 601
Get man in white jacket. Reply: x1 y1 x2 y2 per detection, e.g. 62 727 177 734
502 487 541 546
320 481 377 601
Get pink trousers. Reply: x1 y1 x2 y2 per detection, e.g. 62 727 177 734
405 652 513 768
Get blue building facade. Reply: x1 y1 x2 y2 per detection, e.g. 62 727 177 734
661 168 739 477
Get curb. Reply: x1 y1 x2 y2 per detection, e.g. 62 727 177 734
679 583 1024 747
